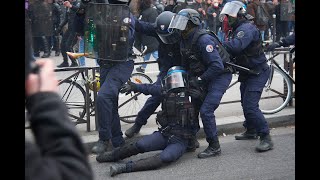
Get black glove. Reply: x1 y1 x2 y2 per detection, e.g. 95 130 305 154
188 88 205 102
189 76 202 89
265 42 280 52
55 26 62 35
120 81 137 95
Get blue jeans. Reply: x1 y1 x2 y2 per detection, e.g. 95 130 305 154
141 50 158 69
218 29 225 43
260 31 265 42
78 37 86 66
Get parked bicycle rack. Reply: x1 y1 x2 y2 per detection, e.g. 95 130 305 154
55 66 99 132
51 54 294 132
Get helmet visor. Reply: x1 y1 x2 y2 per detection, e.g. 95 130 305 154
219 2 242 21
163 70 187 93
168 14 189 31
157 29 181 44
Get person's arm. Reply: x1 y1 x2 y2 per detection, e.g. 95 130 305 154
222 24 256 55
25 60 93 180
198 35 225 82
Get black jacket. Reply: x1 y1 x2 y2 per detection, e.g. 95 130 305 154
134 7 159 54
25 92 93 180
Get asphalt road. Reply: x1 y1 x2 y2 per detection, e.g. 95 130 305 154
88 125 295 180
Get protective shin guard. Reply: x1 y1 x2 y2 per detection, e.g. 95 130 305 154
130 154 164 172
96 142 140 163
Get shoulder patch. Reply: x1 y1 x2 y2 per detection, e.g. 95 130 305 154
237 31 245 38
123 17 131 24
206 45 214 52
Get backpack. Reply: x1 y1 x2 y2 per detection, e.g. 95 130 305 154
255 4 269 26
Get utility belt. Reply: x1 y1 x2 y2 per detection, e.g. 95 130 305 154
238 62 269 82
159 126 195 140
97 55 134 68
156 110 197 129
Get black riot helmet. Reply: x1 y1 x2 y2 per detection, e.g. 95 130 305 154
168 8 201 31
156 11 181 44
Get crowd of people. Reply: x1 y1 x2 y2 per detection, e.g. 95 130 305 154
25 0 295 178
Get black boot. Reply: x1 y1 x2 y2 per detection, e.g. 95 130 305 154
96 142 140 163
41 36 51 58
57 58 69 68
110 163 127 177
186 136 200 152
256 134 274 152
91 140 109 154
70 58 78 67
235 128 258 140
110 154 165 176
125 123 142 138
198 138 221 159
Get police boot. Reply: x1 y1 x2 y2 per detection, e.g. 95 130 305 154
54 35 61 56
186 137 200 152
70 58 78 67
235 128 258 140
41 36 51 58
57 58 69 68
96 142 140 163
110 163 127 177
110 154 164 177
256 134 274 152
125 123 142 138
91 140 109 154
198 137 221 159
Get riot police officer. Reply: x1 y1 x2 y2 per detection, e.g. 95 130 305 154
168 8 233 158
96 66 203 177
220 1 274 152
90 0 137 154
125 10 199 151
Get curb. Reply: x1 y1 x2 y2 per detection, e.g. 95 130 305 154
84 113 295 152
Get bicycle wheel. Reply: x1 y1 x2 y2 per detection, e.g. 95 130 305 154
118 73 153 123
259 66 293 114
58 80 87 122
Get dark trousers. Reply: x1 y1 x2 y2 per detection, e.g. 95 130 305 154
96 60 134 147
240 65 271 135
60 28 77 61
200 72 232 142
135 75 164 126
136 131 188 163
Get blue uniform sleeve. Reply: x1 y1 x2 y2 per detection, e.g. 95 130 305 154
135 19 158 38
135 83 162 96
222 23 258 56
197 34 225 82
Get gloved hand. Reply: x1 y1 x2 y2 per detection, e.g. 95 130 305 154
265 42 281 52
55 26 62 35
189 76 202 89
120 81 137 95
188 88 205 102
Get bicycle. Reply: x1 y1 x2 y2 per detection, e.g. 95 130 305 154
259 46 295 114
57 50 153 125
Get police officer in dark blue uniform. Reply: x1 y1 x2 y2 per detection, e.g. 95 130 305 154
220 1 274 152
124 11 200 151
91 0 137 154
125 11 181 137
96 66 203 177
168 8 233 158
